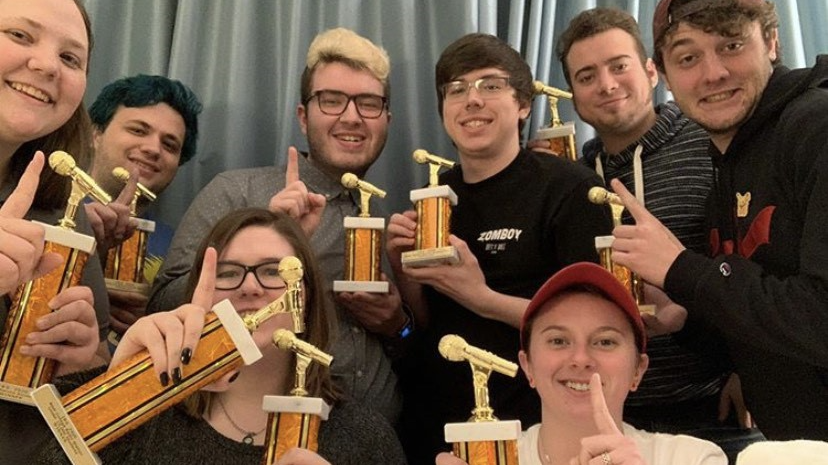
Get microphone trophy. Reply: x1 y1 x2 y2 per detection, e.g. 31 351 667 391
401 149 459 267
0 151 110 405
440 335 521 465
533 81 578 161
261 329 333 464
32 257 306 465
332 173 389 293
104 167 157 295
588 187 654 315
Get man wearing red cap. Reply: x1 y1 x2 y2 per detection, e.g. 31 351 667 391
610 0 828 440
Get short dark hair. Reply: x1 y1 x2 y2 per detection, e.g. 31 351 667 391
556 7 648 88
652 0 780 72
435 33 534 133
89 74 202 165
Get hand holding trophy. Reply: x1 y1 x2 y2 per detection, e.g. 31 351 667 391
0 151 108 405
333 173 389 293
440 335 521 465
588 186 654 315
401 149 459 267
532 81 577 161
262 329 333 464
103 167 158 295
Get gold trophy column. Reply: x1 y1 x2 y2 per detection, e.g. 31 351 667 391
0 151 109 405
440 335 522 465
402 149 460 267
261 329 333 464
533 81 578 161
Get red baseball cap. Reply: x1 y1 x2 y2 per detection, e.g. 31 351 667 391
520 262 647 353
653 0 766 49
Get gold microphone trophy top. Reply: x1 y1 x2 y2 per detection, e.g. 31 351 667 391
588 187 655 315
440 335 522 465
401 149 460 268
533 81 578 161
32 258 306 465
332 173 389 293
262 329 333 464
104 167 158 295
0 151 109 405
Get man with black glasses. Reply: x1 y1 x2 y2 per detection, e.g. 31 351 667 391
148 28 406 425
386 33 611 463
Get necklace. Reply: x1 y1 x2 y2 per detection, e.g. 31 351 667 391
537 429 552 464
216 397 266 445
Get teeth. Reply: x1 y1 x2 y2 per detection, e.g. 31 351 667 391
565 381 590 392
10 82 51 103
463 120 488 128
704 92 732 103
339 135 362 142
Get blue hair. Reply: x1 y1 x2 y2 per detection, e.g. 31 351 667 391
89 74 202 165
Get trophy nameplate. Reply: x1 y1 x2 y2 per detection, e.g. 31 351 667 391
533 81 578 162
32 300 263 465
333 174 389 293
440 335 521 465
0 222 96 405
261 329 333 464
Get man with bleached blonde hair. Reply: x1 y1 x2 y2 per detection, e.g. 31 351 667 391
148 28 405 424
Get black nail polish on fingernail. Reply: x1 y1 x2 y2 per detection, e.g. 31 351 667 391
180 348 192 365
160 372 169 387
228 372 239 384
172 367 182 385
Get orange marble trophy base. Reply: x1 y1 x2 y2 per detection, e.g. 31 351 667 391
105 218 155 296
0 224 95 404
596 236 655 315
536 122 577 162
445 420 521 465
333 217 388 293
32 300 262 465
261 396 331 464
402 186 459 268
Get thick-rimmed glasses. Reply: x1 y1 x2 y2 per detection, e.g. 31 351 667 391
441 76 512 102
305 90 388 119
215 261 286 291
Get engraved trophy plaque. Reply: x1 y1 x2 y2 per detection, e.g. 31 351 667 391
0 151 111 405
104 167 157 295
332 173 389 293
401 149 459 267
33 257 306 465
533 81 577 162
588 187 655 315
440 335 521 465
261 329 333 464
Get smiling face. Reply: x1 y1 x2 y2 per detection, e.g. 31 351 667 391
660 21 777 151
567 28 658 152
212 225 297 349
91 103 185 195
297 61 389 179
0 0 88 154
441 67 530 162
519 291 648 425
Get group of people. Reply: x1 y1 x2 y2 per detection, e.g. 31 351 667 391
1 0 826 464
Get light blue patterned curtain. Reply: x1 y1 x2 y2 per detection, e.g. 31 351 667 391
82 0 828 226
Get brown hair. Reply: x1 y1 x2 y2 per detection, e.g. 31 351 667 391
653 0 780 72
7 0 94 211
435 33 534 133
556 7 648 88
182 208 339 418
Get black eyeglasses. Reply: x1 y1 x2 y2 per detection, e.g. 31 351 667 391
215 261 286 291
305 90 388 119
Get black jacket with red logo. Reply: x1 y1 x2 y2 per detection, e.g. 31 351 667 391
665 55 828 440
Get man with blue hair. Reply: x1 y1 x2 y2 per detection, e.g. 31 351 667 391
84 74 202 342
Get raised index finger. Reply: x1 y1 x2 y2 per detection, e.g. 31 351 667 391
0 151 43 218
191 247 217 310
285 146 300 188
609 178 653 224
590 373 622 435
114 167 140 206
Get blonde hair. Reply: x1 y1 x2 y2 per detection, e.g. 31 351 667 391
301 28 390 102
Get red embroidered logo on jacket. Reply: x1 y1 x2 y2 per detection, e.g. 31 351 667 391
709 206 775 258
